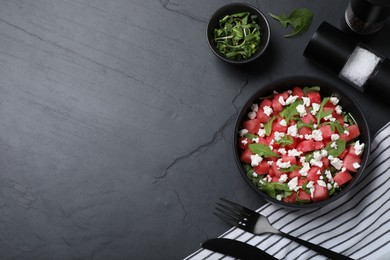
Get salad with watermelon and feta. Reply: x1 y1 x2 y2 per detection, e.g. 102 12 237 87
238 86 365 204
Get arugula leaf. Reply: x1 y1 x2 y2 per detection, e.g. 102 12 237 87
297 120 314 130
243 164 253 174
316 97 331 125
328 185 337 196
343 113 356 125
259 181 290 198
247 169 261 185
269 8 314 38
280 99 303 123
279 164 302 172
303 86 320 95
214 12 261 60
276 135 294 147
302 181 311 194
320 121 346 134
245 133 258 139
264 116 276 136
324 139 347 158
249 143 278 158
305 151 315 162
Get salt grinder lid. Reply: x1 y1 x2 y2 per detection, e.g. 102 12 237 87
366 58 390 100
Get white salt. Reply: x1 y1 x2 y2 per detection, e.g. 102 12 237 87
339 46 382 88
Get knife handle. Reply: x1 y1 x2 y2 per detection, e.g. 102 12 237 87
282 233 354 260
202 238 277 260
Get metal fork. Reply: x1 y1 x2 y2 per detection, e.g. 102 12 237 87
215 198 353 260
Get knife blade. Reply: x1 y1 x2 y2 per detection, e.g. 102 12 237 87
201 238 277 260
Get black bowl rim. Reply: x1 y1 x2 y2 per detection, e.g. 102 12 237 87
206 3 271 64
233 76 371 209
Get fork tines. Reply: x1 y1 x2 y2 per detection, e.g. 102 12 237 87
214 198 253 227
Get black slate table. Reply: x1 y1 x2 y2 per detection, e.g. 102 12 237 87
0 0 389 259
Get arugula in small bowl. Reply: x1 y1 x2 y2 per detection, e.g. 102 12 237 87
207 3 271 64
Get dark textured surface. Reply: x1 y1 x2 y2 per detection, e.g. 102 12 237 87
0 0 388 259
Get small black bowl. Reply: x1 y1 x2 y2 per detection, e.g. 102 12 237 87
233 76 371 209
206 3 271 64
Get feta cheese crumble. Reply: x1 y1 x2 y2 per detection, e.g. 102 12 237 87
335 105 343 115
279 119 287 126
258 128 266 137
278 148 287 155
331 134 340 141
263 106 273 116
288 148 302 157
354 141 365 156
311 103 320 115
285 95 298 105
278 96 286 106
302 97 311 107
296 104 307 116
330 157 343 170
306 181 315 198
279 174 288 183
239 129 248 137
276 194 283 201
330 97 339 105
287 177 299 191
274 132 285 142
311 129 323 141
287 125 298 137
324 114 336 122
241 139 248 145
276 159 291 169
251 103 259 112
353 162 361 169
325 170 333 182
299 162 310 176
250 154 263 167
248 111 256 119
317 180 327 187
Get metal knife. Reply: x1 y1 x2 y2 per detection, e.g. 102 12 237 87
201 238 277 260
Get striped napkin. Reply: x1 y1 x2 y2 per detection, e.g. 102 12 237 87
186 122 390 260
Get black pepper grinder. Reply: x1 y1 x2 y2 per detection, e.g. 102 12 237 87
345 0 390 35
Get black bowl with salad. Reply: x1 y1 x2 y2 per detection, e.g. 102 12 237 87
206 3 270 64
233 77 371 208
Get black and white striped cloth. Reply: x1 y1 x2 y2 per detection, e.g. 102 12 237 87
185 122 390 260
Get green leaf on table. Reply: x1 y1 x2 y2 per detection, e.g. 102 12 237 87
269 8 314 38
249 143 278 158
264 116 276 136
280 99 303 123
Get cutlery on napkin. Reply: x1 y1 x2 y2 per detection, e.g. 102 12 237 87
185 122 390 260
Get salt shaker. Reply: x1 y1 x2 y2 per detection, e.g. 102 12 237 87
303 22 390 99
